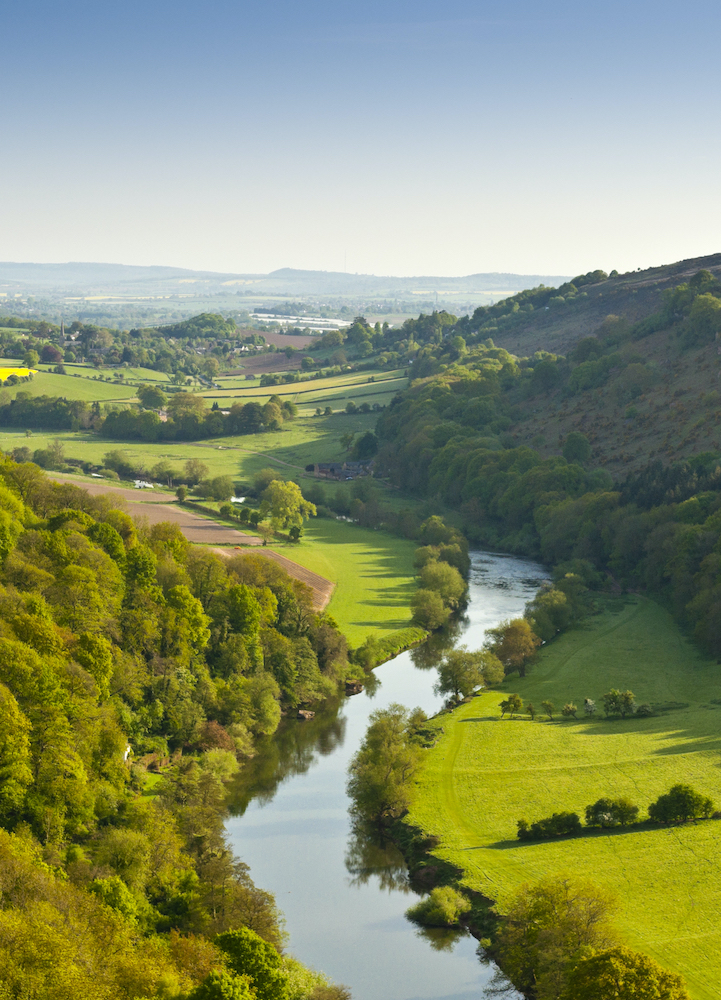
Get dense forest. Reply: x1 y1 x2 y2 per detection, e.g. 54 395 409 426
0 458 352 998
371 267 721 658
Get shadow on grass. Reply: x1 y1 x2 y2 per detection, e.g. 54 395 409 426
482 817 721 851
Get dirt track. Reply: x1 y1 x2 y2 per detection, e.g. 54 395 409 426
50 475 334 608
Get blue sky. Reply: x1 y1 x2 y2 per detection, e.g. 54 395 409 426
2 0 720 276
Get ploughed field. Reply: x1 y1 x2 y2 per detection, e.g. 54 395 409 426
407 596 721 1000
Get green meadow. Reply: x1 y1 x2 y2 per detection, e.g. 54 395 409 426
268 519 417 645
0 411 378 478
406 597 721 1000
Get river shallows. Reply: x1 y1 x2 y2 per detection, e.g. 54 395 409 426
226 552 545 1000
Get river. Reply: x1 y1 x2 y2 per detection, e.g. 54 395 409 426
226 551 546 999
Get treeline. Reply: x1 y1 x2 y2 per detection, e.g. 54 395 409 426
0 457 351 998
517 782 716 841
0 390 297 441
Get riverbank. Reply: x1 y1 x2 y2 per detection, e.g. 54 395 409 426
403 595 721 1000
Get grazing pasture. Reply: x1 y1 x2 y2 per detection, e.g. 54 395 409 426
407 596 721 1000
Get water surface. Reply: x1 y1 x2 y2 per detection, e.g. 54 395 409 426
226 552 545 999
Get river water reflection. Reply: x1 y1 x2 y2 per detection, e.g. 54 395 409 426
226 552 546 1000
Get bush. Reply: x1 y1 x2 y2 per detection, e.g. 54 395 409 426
648 784 714 825
517 812 582 841
585 797 639 828
405 886 471 927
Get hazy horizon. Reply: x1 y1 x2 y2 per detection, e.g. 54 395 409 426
3 0 720 277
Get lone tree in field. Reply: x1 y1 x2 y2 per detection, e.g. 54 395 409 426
648 784 714 825
260 480 316 533
485 618 541 677
526 702 536 720
562 703 578 719
541 700 555 720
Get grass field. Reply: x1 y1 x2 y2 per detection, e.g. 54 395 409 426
0 370 137 401
406 596 721 999
266 519 417 645
0 412 377 477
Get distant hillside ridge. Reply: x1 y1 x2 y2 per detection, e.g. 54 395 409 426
470 252 721 357
0 261 570 298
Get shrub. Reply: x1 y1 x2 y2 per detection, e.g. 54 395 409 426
585 797 639 828
517 812 582 841
541 700 554 720
602 689 635 717
405 886 471 927
562 703 577 718
648 784 714 825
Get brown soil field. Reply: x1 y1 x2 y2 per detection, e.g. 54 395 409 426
223 351 310 376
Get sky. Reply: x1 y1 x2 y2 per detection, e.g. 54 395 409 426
2 0 720 277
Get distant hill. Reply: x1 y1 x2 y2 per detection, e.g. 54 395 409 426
0 261 570 299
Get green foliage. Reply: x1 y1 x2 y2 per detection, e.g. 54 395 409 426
648 784 714 825
410 588 450 629
602 689 636 717
585 797 639 828
347 703 423 823
216 927 289 1000
516 811 582 841
260 480 316 532
565 946 690 1000
405 885 471 927
189 969 257 1000
485 618 541 678
499 693 523 718
562 431 591 465
418 559 465 609
137 383 168 409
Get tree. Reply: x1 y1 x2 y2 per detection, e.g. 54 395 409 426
176 486 188 501
563 431 591 465
260 480 316 532
199 476 235 502
137 384 168 409
346 704 423 823
188 970 256 1000
585 797 639 828
602 689 635 717
185 458 210 486
565 946 690 1000
494 875 616 999
541 700 555 720
418 560 466 609
434 646 485 702
648 784 714 824
215 927 289 1000
167 392 206 420
353 431 378 460
23 349 39 368
583 698 596 716
339 432 355 452
41 344 63 364
410 588 449 630
526 702 536 720
485 618 541 677
562 703 577 718
500 693 523 719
